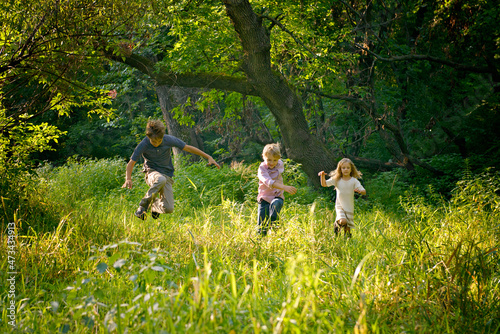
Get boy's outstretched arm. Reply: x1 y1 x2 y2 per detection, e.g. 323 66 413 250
122 160 136 189
183 145 221 168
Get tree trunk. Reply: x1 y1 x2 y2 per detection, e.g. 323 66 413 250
223 0 337 186
155 85 184 156
156 85 207 165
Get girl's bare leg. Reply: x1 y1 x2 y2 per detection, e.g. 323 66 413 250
344 226 352 238
336 219 352 237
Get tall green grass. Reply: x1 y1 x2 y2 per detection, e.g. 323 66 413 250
1 159 499 333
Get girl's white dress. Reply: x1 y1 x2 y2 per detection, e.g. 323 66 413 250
326 177 365 228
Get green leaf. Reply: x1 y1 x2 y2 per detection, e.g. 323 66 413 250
96 262 108 274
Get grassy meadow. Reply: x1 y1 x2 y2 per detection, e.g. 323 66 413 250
1 158 499 333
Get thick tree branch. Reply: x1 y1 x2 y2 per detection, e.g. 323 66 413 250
407 155 445 176
354 43 492 73
105 51 259 96
347 155 403 171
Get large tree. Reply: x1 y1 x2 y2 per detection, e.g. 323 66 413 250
102 0 377 184
3 0 499 185
102 0 499 181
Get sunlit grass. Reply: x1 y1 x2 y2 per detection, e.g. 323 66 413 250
1 160 499 333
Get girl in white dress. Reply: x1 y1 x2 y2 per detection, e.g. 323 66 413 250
318 158 366 238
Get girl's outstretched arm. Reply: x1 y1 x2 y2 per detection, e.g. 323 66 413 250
355 188 366 195
318 171 328 187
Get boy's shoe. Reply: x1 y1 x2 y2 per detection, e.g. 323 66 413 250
135 206 146 220
151 211 160 219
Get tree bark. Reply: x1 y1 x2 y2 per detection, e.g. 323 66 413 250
155 85 184 156
222 0 337 185
156 85 207 163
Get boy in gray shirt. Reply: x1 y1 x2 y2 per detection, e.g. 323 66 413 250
122 120 220 219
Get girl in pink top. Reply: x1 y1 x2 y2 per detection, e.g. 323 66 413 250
257 144 297 236
318 158 366 238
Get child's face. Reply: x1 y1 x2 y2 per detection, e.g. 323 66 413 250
340 162 352 177
149 137 163 147
264 154 280 169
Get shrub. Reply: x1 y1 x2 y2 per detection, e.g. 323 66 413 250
36 157 127 208
363 169 409 211
0 166 61 234
173 158 258 207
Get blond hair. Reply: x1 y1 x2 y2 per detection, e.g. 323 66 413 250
262 143 281 159
146 120 166 140
329 158 362 181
